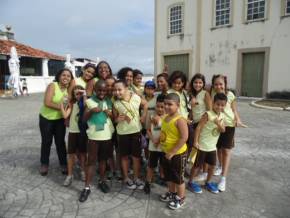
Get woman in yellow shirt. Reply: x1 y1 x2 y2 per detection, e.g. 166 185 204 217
39 69 73 176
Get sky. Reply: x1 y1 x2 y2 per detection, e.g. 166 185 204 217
0 0 154 74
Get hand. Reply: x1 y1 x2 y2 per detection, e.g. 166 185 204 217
91 107 101 113
104 109 112 117
140 115 146 124
193 142 200 149
236 119 248 128
151 115 159 126
153 138 159 147
214 117 222 126
165 153 174 160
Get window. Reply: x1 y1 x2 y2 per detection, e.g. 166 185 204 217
246 0 266 21
286 0 290 15
168 4 184 35
215 0 231 26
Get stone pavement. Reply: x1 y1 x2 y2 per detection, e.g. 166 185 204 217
0 94 290 218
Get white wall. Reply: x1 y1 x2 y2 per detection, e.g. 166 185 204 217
155 0 290 94
20 76 54 93
155 0 197 75
200 0 290 92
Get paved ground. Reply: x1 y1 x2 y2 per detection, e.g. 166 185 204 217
0 94 290 218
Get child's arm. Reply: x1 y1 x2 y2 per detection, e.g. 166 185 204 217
113 106 127 123
67 79 76 101
231 100 247 128
165 117 188 160
147 122 160 147
204 91 212 110
83 106 101 122
60 102 72 119
193 113 208 149
86 79 95 98
140 98 148 124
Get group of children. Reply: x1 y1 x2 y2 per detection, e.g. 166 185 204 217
59 61 245 210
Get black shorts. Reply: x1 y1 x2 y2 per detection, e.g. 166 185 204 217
67 132 87 154
87 139 113 165
194 150 217 167
216 127 235 149
117 132 141 158
148 151 164 168
161 151 187 185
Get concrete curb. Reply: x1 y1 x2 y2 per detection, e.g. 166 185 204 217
250 100 290 111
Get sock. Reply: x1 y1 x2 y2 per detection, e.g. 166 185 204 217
221 176 226 181
85 186 90 190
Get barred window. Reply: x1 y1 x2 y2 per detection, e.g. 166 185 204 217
246 0 266 21
286 0 290 15
169 5 183 35
215 0 231 26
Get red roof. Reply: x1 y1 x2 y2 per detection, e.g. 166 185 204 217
0 39 65 61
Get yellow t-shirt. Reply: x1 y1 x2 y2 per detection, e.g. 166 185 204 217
168 89 189 119
132 84 144 96
199 110 225 152
86 98 114 140
40 82 68 120
113 93 142 135
160 115 187 155
212 90 236 127
69 103 80 133
75 77 87 88
191 90 207 123
144 95 156 130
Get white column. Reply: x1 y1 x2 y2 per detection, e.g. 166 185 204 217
42 59 49 77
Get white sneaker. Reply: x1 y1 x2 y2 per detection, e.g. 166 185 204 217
218 178 226 192
134 178 145 190
193 172 207 182
214 166 222 176
125 178 136 189
63 175 73 187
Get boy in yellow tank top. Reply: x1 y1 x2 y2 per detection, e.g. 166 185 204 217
159 93 188 210
188 93 227 194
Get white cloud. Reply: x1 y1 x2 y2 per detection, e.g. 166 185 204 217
0 0 154 73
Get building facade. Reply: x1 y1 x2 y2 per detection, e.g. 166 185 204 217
155 0 290 97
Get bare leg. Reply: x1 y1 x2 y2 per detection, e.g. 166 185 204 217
121 156 129 180
132 157 141 180
206 165 215 183
99 160 106 181
67 154 75 176
146 167 154 182
189 166 200 181
221 148 231 177
176 183 185 198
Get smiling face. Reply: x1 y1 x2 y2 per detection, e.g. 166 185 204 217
213 99 227 114
164 99 179 115
98 62 111 80
213 77 226 94
114 82 127 100
193 78 204 92
82 66 95 81
156 101 165 116
125 70 133 86
157 76 168 92
172 78 184 92
94 83 107 100
133 74 142 87
105 78 115 96
59 70 72 87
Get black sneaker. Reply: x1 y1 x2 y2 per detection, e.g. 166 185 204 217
159 192 175 202
144 182 151 194
168 195 185 210
98 181 110 193
79 188 91 202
